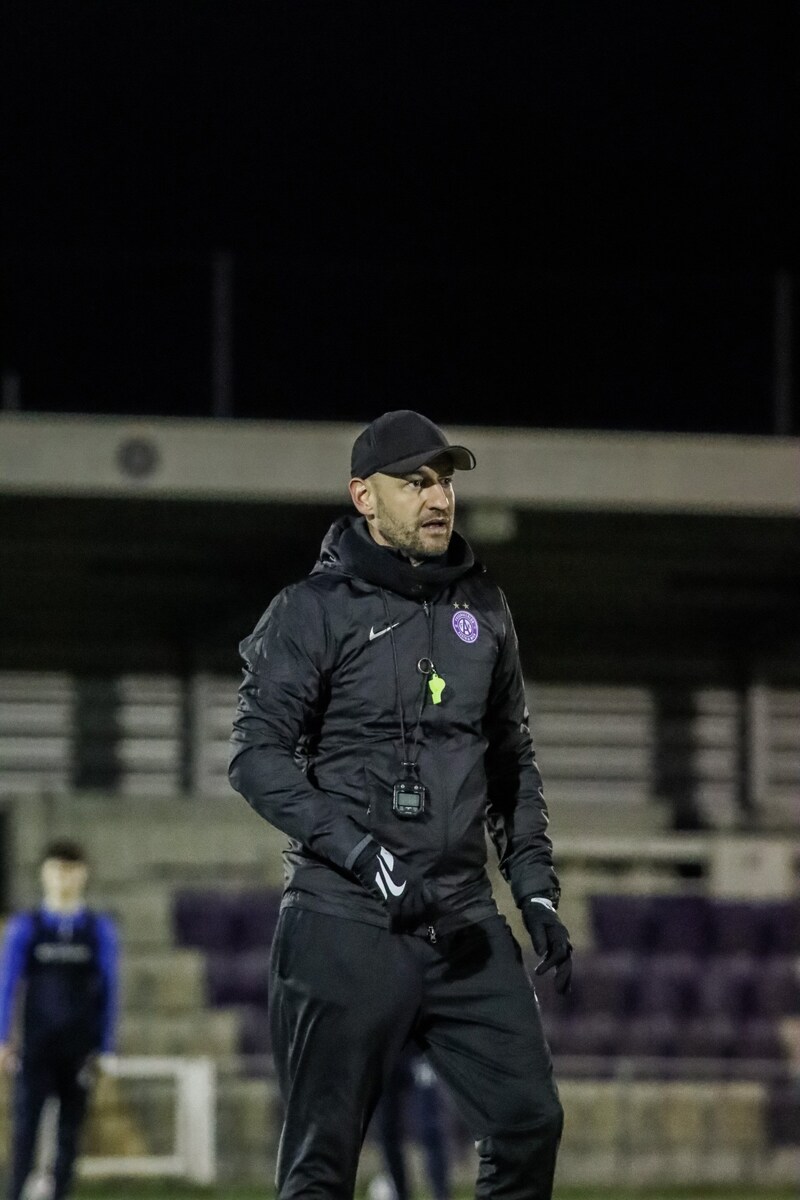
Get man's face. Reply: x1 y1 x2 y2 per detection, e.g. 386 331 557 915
358 456 455 558
40 858 88 906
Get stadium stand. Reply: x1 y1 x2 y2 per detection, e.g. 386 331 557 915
0 674 72 795
1 670 798 1185
534 897 800 1071
6 672 796 826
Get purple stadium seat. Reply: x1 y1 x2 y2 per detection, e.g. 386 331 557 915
768 900 800 955
755 957 800 1018
235 950 270 1005
206 953 238 1006
206 950 270 1007
623 1014 680 1058
173 887 284 953
637 953 701 1019
589 896 655 953
767 1087 800 1146
711 901 773 956
699 955 759 1020
649 895 713 955
539 1012 566 1056
173 889 239 951
231 889 283 951
555 950 642 1017
553 1015 622 1057
680 1015 738 1059
238 1004 272 1057
712 899 800 957
735 1019 786 1061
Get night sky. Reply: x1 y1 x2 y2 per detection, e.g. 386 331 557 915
3 2 798 432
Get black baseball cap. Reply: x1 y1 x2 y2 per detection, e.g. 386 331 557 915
350 410 476 478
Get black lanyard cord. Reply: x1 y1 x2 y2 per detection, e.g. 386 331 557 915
381 589 432 766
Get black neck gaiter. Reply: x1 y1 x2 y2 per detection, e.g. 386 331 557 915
333 516 476 600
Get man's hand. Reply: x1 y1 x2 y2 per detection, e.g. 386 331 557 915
350 839 436 931
0 1043 17 1074
521 896 573 995
77 1052 116 1089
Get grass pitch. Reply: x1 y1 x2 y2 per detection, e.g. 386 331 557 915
71 1184 796 1200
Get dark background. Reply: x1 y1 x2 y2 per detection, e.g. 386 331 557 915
3 492 799 680
3 2 798 432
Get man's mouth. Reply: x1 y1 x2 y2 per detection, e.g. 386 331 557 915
421 518 449 532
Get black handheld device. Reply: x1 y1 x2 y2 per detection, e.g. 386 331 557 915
392 762 427 818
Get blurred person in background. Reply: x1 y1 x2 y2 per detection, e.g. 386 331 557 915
230 410 571 1200
0 840 119 1200
370 1048 451 1200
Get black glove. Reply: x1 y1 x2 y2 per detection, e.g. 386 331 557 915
521 895 573 995
350 838 435 931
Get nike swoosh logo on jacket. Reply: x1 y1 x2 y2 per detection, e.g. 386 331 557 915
369 623 399 641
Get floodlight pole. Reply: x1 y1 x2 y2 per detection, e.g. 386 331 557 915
212 251 234 419
773 269 793 436
1 371 21 411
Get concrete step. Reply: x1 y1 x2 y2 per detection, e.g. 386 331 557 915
98 887 174 949
558 1079 766 1159
85 1075 176 1157
86 822 271 882
215 1075 278 1182
6 885 177 951
7 793 289 954
118 1009 239 1057
10 795 287 892
120 949 206 1014
546 796 667 839
105 889 175 949
217 1075 277 1154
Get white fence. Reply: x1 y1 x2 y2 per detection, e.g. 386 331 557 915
26 1056 216 1188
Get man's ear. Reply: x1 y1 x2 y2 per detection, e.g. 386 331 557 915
349 477 375 517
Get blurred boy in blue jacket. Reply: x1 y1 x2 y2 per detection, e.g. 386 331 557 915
0 841 118 1200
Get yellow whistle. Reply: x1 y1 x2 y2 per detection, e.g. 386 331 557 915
428 672 446 705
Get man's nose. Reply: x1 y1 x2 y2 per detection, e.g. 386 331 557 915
426 483 450 510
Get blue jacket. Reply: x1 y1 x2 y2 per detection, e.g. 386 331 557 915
0 907 118 1055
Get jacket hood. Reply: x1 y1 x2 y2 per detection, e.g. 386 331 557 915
313 514 476 599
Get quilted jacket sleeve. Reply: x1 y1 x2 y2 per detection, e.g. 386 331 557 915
229 584 366 870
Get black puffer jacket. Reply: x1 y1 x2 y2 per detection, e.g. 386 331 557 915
229 515 558 931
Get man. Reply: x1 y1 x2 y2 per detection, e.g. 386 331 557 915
230 410 572 1200
371 1047 451 1200
0 840 119 1200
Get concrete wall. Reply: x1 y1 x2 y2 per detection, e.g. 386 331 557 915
2 413 799 515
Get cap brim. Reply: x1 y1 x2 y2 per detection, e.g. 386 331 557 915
378 444 476 476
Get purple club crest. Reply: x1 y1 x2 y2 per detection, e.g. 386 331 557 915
452 610 479 643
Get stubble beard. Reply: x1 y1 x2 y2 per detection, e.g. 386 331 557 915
372 497 453 559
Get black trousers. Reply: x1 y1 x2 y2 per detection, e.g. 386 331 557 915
8 1055 91 1200
269 909 563 1200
